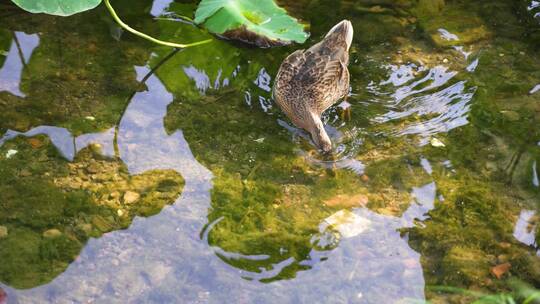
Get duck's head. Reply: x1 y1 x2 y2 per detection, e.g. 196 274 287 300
305 112 333 153
325 19 354 51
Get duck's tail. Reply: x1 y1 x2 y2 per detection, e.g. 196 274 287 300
325 20 354 51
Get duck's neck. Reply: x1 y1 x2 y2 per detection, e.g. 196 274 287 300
308 113 332 152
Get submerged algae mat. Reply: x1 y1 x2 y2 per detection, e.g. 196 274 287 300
0 0 540 303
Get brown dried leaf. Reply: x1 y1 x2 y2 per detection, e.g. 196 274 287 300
491 262 511 279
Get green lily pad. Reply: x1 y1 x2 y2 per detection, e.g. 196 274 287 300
10 0 102 16
194 0 310 48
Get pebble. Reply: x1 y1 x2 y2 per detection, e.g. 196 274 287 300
0 226 8 238
28 138 43 149
77 223 93 235
123 191 140 204
430 138 446 147
19 169 32 177
43 229 62 238
86 163 100 174
5 149 17 158
498 242 512 249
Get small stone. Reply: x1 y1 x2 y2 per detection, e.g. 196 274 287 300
86 163 100 174
27 138 43 149
5 150 17 158
117 209 125 217
0 226 8 238
361 175 369 182
19 169 32 177
77 223 93 235
499 53 505 57
491 262 511 279
497 254 509 263
43 229 62 238
498 242 512 249
89 143 103 154
110 191 121 199
123 191 140 204
442 58 449 63
430 138 446 147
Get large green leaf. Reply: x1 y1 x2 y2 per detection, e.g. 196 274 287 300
10 0 102 16
194 0 309 47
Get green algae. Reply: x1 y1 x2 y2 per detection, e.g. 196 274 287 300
164 87 369 280
0 136 184 288
0 3 153 135
0 0 539 301
157 0 540 291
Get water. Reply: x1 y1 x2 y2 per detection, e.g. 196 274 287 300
1 0 540 303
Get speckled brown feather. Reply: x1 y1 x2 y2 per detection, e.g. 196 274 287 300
273 20 352 134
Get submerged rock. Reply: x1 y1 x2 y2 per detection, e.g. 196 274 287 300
123 191 140 205
42 229 62 238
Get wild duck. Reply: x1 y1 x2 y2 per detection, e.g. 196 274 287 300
273 20 353 153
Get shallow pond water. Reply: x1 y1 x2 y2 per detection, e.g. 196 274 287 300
0 0 540 303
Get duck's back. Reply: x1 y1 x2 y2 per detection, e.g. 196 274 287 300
274 21 353 121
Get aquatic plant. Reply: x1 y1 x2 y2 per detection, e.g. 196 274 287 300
7 0 308 49
0 136 184 288
194 0 309 47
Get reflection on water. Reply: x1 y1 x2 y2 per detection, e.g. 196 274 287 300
0 127 115 161
531 84 540 94
1 0 540 302
374 63 476 145
514 210 539 255
150 0 174 17
1 60 435 303
0 32 39 97
0 64 214 302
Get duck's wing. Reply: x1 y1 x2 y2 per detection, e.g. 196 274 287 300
273 49 306 115
299 51 349 113
274 48 349 115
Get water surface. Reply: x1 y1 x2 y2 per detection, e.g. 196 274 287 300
0 0 539 303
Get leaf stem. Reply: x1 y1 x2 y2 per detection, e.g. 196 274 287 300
103 0 212 48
